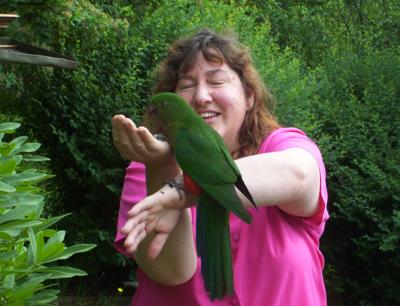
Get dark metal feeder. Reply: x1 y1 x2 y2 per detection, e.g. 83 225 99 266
0 14 77 69
0 37 77 69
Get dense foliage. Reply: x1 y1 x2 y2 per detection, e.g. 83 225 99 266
0 121 96 305
0 0 399 304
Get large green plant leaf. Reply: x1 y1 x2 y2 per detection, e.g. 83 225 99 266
0 219 43 231
7 137 28 156
41 266 87 279
0 180 16 193
26 289 59 305
0 156 20 175
43 244 96 263
0 194 44 208
0 122 20 133
2 172 48 186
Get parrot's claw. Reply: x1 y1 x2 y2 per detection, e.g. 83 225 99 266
154 133 167 142
164 176 186 200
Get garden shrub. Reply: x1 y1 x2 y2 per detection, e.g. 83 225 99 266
0 121 96 305
312 48 400 305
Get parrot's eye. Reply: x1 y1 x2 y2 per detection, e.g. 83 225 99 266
148 105 159 116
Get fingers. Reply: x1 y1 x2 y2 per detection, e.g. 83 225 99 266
127 196 156 218
112 115 152 162
112 114 171 164
137 126 158 151
122 118 142 147
121 208 154 254
112 115 141 161
138 127 172 157
123 222 147 254
121 209 149 234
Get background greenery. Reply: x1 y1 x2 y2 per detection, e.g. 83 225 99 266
0 0 399 305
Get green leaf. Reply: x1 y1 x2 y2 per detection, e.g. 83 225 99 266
41 229 58 238
0 122 20 133
4 273 15 289
0 205 39 225
35 231 45 263
8 274 50 302
32 214 70 232
3 172 48 186
0 180 16 192
0 156 20 175
43 244 96 263
22 155 50 162
0 143 16 156
0 194 44 208
8 136 28 155
41 266 87 279
41 241 65 262
0 219 43 231
15 143 41 154
40 231 66 261
28 228 37 264
0 231 13 241
26 289 59 305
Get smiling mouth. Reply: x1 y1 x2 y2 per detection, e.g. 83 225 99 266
199 112 220 119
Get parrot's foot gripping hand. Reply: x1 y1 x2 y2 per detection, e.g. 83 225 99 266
164 176 187 201
163 175 200 208
153 133 167 142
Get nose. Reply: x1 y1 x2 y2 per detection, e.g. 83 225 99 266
192 83 212 107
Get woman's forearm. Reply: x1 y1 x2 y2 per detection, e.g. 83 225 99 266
236 148 320 217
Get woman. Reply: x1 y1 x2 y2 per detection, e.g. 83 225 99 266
112 28 328 306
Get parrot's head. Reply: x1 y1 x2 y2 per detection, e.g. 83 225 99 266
143 92 200 135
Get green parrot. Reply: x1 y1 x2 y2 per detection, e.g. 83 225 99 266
144 92 256 300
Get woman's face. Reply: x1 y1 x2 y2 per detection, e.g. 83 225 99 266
175 52 253 152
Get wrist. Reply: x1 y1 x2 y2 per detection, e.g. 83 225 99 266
164 175 198 209
146 155 179 172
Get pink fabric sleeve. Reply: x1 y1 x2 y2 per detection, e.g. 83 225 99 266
114 162 146 257
258 127 329 234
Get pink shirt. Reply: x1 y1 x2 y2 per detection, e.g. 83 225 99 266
115 127 329 306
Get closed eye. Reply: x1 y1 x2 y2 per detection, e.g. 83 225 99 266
209 80 225 86
179 84 195 90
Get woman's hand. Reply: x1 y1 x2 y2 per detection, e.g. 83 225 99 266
112 114 173 165
120 178 192 259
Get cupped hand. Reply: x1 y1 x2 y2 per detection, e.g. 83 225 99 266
112 114 172 165
120 182 188 259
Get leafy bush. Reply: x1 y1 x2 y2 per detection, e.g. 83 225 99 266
312 47 400 306
0 121 96 305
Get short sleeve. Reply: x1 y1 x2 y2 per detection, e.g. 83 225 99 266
114 162 147 257
258 128 329 233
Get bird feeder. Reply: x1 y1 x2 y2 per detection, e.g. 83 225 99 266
0 13 77 69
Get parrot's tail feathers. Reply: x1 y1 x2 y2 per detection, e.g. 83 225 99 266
196 195 233 300
202 183 252 224
235 175 258 210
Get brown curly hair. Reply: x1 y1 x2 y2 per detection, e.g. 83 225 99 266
153 28 280 158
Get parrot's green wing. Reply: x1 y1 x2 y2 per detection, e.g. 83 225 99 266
174 126 251 222
175 125 236 183
218 137 257 208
